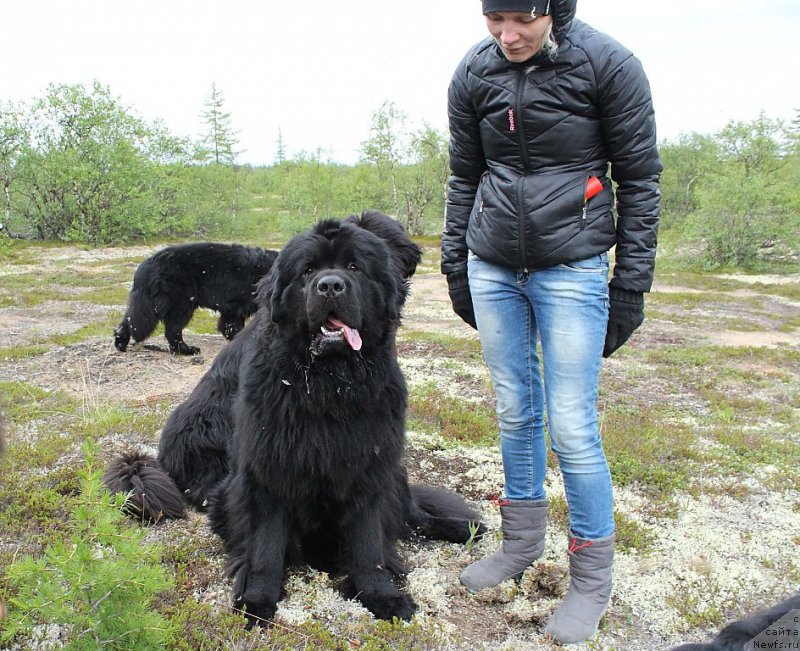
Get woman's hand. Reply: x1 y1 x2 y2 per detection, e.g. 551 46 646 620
603 287 644 357
447 272 478 329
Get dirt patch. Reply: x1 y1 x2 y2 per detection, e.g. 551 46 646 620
3 337 227 407
649 278 800 349
0 302 116 349
717 273 800 286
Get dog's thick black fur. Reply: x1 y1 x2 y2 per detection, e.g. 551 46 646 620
670 592 800 650
114 242 278 355
107 211 485 625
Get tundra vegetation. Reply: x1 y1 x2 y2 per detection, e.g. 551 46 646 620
0 83 798 649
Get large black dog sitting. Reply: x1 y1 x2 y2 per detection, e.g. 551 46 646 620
104 211 485 625
114 242 278 355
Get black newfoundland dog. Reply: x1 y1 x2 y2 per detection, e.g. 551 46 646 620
105 211 485 625
113 242 278 355
670 592 800 650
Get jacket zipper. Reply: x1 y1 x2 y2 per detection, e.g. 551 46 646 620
515 71 530 271
581 195 587 231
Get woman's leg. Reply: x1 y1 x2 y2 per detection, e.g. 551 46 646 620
459 255 549 593
468 253 547 501
531 253 613 539
530 253 615 644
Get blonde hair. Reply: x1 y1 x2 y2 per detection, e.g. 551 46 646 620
540 23 558 60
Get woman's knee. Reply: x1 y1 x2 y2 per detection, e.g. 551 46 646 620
548 424 605 469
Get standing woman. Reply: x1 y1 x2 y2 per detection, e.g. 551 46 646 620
442 0 661 644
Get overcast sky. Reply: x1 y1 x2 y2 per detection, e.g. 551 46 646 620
3 0 798 166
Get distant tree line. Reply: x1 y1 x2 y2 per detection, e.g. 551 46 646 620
0 84 448 243
1 81 798 267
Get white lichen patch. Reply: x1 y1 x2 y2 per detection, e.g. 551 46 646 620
276 569 370 625
613 486 800 634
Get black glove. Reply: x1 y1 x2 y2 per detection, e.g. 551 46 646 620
447 272 477 329
603 287 644 358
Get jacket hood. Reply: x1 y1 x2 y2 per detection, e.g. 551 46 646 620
551 0 577 37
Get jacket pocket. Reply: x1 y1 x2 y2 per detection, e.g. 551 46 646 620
582 175 613 233
470 172 490 228
580 175 606 231
525 172 587 237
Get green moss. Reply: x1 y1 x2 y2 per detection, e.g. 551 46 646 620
665 578 726 627
408 383 497 446
602 406 699 507
0 344 50 360
0 381 76 423
613 512 657 555
185 308 221 335
398 329 483 359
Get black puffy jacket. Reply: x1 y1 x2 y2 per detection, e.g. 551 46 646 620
442 0 662 293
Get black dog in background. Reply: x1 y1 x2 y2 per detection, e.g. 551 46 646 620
114 243 277 355
670 592 800 650
104 211 485 625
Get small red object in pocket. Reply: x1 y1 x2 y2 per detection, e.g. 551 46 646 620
585 176 603 201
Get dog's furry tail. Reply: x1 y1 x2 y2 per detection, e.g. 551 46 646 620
102 450 186 523
406 484 486 544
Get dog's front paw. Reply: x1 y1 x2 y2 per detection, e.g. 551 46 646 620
360 590 417 622
113 330 129 352
234 596 276 629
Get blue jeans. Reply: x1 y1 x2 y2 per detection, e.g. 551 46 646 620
468 252 614 540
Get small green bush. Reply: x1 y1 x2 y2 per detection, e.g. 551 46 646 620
1 440 174 650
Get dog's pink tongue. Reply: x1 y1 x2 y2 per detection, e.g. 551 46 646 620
328 318 362 351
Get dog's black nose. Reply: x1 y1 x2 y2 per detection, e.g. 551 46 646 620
316 273 346 298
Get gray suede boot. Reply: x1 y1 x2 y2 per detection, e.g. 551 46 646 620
460 498 548 593
544 531 614 645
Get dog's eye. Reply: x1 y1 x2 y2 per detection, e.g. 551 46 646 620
348 263 359 273
304 266 315 276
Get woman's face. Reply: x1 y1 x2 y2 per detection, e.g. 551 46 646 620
485 12 553 63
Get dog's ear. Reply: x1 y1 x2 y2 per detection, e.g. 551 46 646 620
268 271 290 325
353 211 423 280
252 266 289 325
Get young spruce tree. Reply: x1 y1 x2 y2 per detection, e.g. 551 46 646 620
197 82 240 165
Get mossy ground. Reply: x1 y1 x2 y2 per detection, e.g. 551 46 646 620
1 239 798 649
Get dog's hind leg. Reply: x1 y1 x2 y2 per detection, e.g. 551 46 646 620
406 484 487 543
